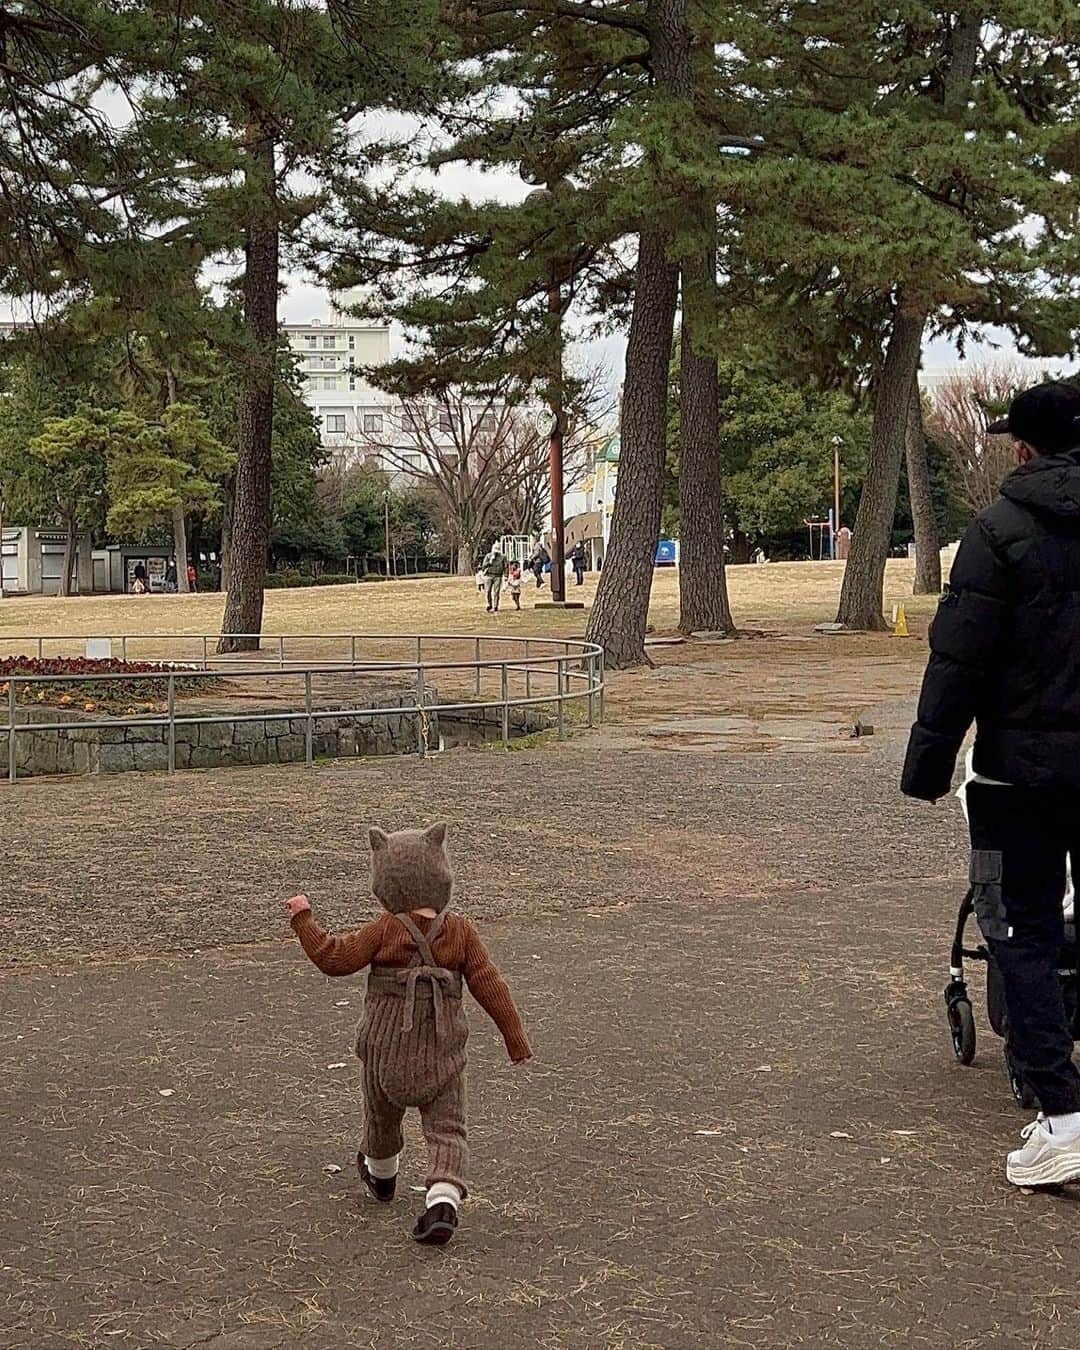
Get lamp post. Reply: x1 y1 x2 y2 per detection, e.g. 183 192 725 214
831 435 843 560
383 488 391 578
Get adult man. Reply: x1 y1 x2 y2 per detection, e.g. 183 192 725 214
482 546 506 613
529 542 549 589
902 382 1080 1187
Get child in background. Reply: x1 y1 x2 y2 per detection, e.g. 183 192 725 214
508 561 523 610
285 824 532 1246
475 567 486 595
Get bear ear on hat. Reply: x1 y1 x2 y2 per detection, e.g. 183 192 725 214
425 822 447 847
369 826 389 852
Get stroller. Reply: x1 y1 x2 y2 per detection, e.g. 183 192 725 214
945 754 1079 1106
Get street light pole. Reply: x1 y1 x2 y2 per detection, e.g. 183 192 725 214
384 490 391 578
831 435 843 559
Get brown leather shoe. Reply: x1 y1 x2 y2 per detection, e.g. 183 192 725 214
411 1202 458 1245
357 1153 396 1203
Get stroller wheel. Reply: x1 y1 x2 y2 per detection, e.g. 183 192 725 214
1004 1046 1038 1109
946 996 976 1065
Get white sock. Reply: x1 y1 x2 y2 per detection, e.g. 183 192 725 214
426 1181 461 1210
1046 1112 1080 1142
366 1153 400 1180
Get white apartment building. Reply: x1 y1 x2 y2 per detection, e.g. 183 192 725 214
282 313 424 473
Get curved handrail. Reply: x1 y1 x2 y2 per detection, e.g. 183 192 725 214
0 632 606 780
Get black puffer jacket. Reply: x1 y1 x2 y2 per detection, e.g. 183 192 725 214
902 446 1080 800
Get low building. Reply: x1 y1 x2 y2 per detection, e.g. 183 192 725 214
1 527 175 596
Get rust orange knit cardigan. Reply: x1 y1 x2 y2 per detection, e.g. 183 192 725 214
291 908 532 1063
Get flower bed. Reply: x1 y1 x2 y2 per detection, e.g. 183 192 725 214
0 657 217 713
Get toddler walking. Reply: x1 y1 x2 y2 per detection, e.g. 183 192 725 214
285 823 531 1244
507 560 523 610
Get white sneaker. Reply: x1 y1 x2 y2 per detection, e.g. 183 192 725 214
1006 1116 1080 1187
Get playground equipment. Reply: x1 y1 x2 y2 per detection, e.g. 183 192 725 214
498 535 533 566
805 518 832 560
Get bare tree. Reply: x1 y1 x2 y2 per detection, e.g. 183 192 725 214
491 383 603 539
361 385 601 573
926 363 1025 516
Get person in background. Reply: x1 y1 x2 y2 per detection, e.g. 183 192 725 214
187 561 198 592
529 542 549 589
569 541 586 587
165 558 178 593
482 545 506 613
507 560 523 610
132 561 148 594
902 381 1080 1190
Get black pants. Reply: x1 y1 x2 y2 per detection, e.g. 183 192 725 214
573 565 584 585
967 783 1080 1114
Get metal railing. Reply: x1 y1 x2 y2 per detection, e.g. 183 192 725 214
0 633 605 781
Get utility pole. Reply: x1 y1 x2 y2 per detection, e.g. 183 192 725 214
547 264 567 605
523 171 582 609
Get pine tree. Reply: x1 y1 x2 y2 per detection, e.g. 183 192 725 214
707 4 1080 628
26 406 118 595
106 403 234 586
334 0 750 664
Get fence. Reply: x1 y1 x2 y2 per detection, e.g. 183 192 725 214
0 633 605 781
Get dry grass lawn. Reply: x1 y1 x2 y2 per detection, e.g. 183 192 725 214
0 558 936 652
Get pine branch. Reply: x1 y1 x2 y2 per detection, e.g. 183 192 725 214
470 1 650 38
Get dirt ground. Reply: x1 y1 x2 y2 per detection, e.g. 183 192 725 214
4 570 1077 1349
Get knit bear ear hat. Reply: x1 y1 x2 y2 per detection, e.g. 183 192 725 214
368 823 452 915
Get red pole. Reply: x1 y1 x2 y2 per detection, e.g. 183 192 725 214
548 277 566 604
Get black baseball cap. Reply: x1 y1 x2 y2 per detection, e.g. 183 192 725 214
987 381 1080 453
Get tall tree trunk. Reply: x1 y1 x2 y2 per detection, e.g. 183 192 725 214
189 516 203 585
905 376 941 595
835 13 976 629
220 478 234 592
76 530 93 595
174 504 191 594
670 7 732 635
836 302 926 629
59 518 76 597
678 229 733 634
586 227 680 666
218 126 278 653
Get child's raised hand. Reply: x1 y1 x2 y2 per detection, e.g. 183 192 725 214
285 894 311 918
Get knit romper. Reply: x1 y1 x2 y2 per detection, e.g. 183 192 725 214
357 909 470 1195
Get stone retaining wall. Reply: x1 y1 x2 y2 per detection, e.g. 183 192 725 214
0 688 438 778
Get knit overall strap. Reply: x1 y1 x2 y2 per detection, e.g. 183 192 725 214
394 908 449 967
391 909 455 1036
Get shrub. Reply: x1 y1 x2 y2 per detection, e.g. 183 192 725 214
265 570 317 589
